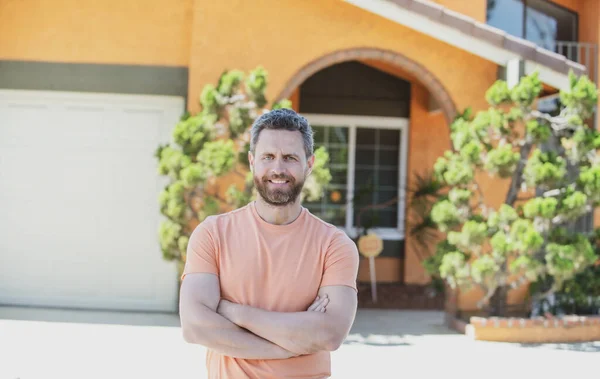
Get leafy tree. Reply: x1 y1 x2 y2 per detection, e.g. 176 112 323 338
417 71 599 316
155 68 332 277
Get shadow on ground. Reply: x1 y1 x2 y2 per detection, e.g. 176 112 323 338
343 310 458 346
518 342 600 353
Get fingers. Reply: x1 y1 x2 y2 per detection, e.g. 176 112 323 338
307 296 320 311
307 295 329 312
315 296 329 312
307 295 323 311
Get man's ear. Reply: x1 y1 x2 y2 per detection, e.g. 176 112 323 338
307 154 315 175
248 151 254 172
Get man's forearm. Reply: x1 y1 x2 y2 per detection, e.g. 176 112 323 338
182 303 297 360
222 304 337 355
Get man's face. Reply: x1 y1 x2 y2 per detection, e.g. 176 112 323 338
248 129 314 207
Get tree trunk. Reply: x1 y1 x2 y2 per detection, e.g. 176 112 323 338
489 285 509 317
505 142 533 206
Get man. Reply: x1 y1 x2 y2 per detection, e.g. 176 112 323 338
179 108 359 379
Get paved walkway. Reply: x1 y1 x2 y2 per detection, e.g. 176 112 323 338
0 306 598 379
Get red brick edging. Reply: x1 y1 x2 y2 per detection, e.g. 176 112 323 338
470 315 600 328
447 313 600 343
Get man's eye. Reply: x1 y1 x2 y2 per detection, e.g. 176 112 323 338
285 156 296 161
263 155 273 160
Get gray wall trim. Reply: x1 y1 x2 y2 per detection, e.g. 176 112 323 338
0 60 188 99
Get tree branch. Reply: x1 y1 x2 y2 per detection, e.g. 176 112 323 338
505 142 533 206
530 110 574 133
476 283 499 309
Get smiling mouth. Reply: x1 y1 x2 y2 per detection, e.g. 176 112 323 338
268 179 290 184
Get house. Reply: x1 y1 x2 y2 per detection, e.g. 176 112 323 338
1 0 597 313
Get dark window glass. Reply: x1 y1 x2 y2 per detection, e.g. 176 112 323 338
525 4 558 49
353 128 401 228
486 0 577 54
526 0 578 51
487 0 525 39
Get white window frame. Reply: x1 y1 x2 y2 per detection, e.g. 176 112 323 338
303 113 409 240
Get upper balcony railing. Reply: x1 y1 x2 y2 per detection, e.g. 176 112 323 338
554 41 598 85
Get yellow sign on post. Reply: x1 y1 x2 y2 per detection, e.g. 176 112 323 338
357 233 383 303
357 233 383 258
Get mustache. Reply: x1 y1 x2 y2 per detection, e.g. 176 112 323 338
263 174 294 182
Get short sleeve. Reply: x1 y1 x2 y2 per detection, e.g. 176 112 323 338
320 230 360 292
181 217 219 280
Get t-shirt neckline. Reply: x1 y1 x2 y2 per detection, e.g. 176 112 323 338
250 201 306 231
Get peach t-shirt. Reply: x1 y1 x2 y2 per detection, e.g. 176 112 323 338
182 201 359 379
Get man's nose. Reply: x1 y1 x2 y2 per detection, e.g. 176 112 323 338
271 157 285 174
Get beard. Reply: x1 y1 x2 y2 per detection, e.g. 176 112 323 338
254 172 305 207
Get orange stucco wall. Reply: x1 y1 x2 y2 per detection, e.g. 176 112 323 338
405 80 452 284
432 0 486 22
0 0 192 66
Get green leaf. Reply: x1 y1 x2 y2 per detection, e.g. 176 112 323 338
228 105 252 138
485 80 511 106
523 197 558 219
439 251 471 289
560 72 599 121
447 220 488 251
302 147 332 202
510 71 542 107
200 84 222 116
197 139 237 177
433 151 474 186
579 165 600 204
546 235 596 283
245 66 268 108
273 99 293 110
526 119 551 143
510 255 544 281
510 219 544 253
490 231 513 258
487 204 518 229
484 143 520 178
158 219 183 261
448 188 472 205
157 146 192 179
217 70 244 97
180 163 205 187
523 149 567 189
559 190 588 220
198 196 220 222
471 255 500 284
431 200 463 232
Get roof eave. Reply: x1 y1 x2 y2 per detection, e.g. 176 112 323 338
344 0 586 90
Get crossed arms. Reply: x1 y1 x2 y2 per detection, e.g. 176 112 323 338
179 273 357 360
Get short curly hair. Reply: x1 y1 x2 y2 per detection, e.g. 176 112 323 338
250 108 314 158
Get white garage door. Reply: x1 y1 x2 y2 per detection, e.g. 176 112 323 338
0 90 183 312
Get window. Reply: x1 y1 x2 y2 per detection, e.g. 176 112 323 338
487 0 578 51
303 114 408 240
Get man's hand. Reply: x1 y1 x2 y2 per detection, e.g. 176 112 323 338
307 294 329 313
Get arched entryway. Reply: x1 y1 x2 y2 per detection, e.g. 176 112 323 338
278 48 454 307
276 47 457 124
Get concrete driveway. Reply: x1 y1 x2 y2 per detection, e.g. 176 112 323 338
0 306 598 379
